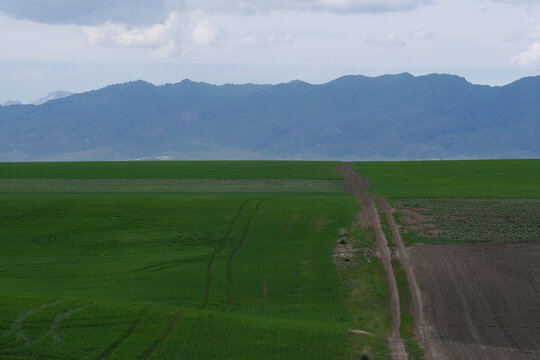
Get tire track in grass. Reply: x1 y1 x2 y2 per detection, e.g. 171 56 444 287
1 303 94 354
99 307 150 360
140 310 182 360
283 213 300 233
203 199 251 308
2 300 63 345
226 199 265 310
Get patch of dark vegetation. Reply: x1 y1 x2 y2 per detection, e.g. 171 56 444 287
396 199 540 244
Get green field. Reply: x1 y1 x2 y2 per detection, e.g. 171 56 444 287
0 161 342 180
354 159 540 245
0 161 391 359
355 159 540 198
396 198 540 245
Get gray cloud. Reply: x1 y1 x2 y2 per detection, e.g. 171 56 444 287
0 0 432 25
0 0 172 25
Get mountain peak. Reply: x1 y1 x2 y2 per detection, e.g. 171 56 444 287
2 100 22 106
33 91 74 106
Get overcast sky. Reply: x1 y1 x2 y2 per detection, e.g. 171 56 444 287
1 0 540 103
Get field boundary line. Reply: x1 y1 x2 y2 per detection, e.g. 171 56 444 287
377 197 436 360
335 164 407 360
203 199 251 308
139 310 182 360
99 307 150 360
226 199 265 310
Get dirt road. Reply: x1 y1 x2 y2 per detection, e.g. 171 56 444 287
377 197 435 360
335 164 407 360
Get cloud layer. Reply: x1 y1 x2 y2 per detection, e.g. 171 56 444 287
512 42 540 68
0 0 432 25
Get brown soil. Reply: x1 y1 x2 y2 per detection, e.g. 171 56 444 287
377 197 434 359
409 242 540 359
335 164 407 360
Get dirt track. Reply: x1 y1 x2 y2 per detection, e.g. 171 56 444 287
377 197 435 360
337 163 540 360
335 164 407 360
410 242 540 359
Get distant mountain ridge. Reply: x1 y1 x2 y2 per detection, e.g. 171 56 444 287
0 73 539 161
2 90 74 107
32 90 74 106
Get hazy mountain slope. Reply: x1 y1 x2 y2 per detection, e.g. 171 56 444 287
0 73 538 160
32 90 75 105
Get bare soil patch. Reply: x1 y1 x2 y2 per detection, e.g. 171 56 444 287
409 242 540 360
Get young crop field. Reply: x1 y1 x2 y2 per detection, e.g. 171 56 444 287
395 198 540 245
354 159 540 198
0 161 391 359
0 161 343 180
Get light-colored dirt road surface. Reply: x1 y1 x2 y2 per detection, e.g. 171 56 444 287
377 197 435 360
335 164 407 360
410 242 540 360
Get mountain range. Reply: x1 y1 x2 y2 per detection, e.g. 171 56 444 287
1 91 74 107
0 73 539 161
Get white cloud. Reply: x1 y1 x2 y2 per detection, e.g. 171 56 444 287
365 33 406 47
512 41 540 67
410 30 435 40
191 20 217 46
181 0 431 14
82 12 182 58
83 12 179 47
238 33 293 47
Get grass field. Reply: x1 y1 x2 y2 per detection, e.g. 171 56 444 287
354 159 540 198
0 161 391 359
0 161 342 180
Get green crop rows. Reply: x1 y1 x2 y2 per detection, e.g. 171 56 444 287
0 161 391 359
0 178 344 193
354 159 540 198
395 198 540 244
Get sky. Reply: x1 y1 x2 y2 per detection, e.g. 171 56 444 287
1 0 540 103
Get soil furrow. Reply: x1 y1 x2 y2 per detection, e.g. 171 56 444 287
335 164 407 360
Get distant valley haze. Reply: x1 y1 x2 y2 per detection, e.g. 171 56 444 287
0 73 539 161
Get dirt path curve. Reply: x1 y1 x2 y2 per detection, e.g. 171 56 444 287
335 164 407 360
377 197 436 360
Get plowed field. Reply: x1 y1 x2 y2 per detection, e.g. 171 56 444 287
409 242 540 360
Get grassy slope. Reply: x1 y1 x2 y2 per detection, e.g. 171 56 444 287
0 161 391 359
354 159 540 198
